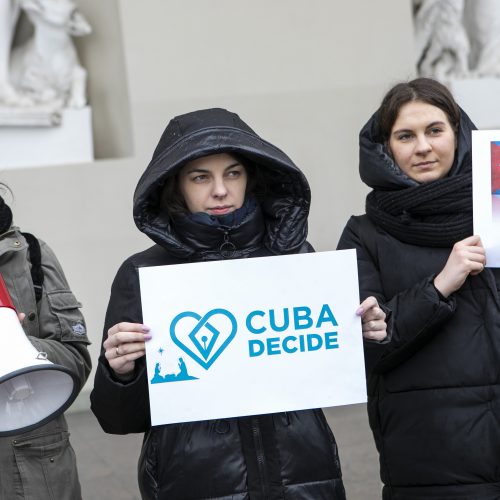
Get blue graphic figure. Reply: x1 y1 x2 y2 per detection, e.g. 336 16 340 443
151 362 164 384
178 357 188 378
151 355 198 384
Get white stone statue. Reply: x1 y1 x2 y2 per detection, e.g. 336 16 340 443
464 0 500 77
0 0 22 105
10 0 91 108
413 0 500 79
413 0 469 80
0 0 91 126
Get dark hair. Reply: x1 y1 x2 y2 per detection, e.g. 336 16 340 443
0 182 12 203
159 152 263 216
161 173 188 215
0 183 13 234
377 78 461 144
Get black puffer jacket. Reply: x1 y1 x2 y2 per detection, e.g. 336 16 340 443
338 110 500 499
91 108 345 500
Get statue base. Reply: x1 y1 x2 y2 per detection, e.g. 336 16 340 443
0 106 93 169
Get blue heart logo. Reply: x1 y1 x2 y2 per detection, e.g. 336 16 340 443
170 309 237 370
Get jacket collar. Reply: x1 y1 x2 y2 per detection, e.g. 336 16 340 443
0 227 27 260
168 202 265 260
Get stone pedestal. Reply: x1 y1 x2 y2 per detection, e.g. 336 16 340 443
0 106 93 169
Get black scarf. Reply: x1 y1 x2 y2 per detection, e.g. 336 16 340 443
365 173 472 247
0 196 12 235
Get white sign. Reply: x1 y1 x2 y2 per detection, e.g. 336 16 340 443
139 249 366 426
472 130 500 267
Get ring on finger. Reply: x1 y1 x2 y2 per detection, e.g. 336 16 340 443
116 346 121 357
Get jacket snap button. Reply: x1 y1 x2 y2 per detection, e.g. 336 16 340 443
28 312 36 321
50 458 54 463
215 419 230 434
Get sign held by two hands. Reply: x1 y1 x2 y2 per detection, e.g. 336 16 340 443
140 249 367 426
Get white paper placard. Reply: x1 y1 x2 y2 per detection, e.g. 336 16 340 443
139 249 366 426
472 130 500 267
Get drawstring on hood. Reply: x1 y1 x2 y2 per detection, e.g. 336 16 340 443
133 108 310 259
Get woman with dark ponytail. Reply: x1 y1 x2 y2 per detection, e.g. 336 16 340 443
338 78 500 499
0 185 91 499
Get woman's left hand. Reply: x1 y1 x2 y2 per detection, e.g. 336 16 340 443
356 296 387 341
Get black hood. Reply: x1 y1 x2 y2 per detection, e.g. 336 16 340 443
358 107 476 191
133 108 310 258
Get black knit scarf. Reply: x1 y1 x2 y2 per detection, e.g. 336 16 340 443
0 196 12 235
365 173 472 247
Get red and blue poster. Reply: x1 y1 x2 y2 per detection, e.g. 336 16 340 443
473 131 500 267
491 141 500 194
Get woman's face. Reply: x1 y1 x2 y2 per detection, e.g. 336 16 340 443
388 101 457 183
178 153 247 215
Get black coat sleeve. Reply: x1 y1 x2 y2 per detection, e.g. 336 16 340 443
337 216 456 375
90 258 151 434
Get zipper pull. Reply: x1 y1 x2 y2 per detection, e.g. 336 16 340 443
220 230 236 258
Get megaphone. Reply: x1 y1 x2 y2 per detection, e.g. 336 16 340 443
0 273 79 436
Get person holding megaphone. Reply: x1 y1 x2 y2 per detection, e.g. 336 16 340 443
0 185 91 500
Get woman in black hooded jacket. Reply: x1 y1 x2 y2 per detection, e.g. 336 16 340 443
90 108 386 500
338 78 500 499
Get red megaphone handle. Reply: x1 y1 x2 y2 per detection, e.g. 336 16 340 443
0 273 16 310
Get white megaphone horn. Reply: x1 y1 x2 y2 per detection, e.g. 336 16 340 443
0 273 79 436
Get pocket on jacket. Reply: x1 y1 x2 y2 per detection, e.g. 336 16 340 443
12 430 81 500
274 410 342 482
46 290 89 343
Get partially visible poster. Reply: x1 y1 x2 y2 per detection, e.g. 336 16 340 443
472 130 500 267
492 141 500 195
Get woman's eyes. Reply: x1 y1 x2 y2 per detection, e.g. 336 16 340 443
397 128 443 141
190 170 241 182
191 174 208 182
428 127 443 135
397 133 412 141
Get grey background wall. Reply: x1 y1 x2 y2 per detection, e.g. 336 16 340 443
1 0 415 405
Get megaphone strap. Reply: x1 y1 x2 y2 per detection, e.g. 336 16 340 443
22 232 44 303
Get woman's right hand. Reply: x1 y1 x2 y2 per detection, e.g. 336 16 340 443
434 235 486 298
104 322 151 377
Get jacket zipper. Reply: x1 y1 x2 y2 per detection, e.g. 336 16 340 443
251 416 270 499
